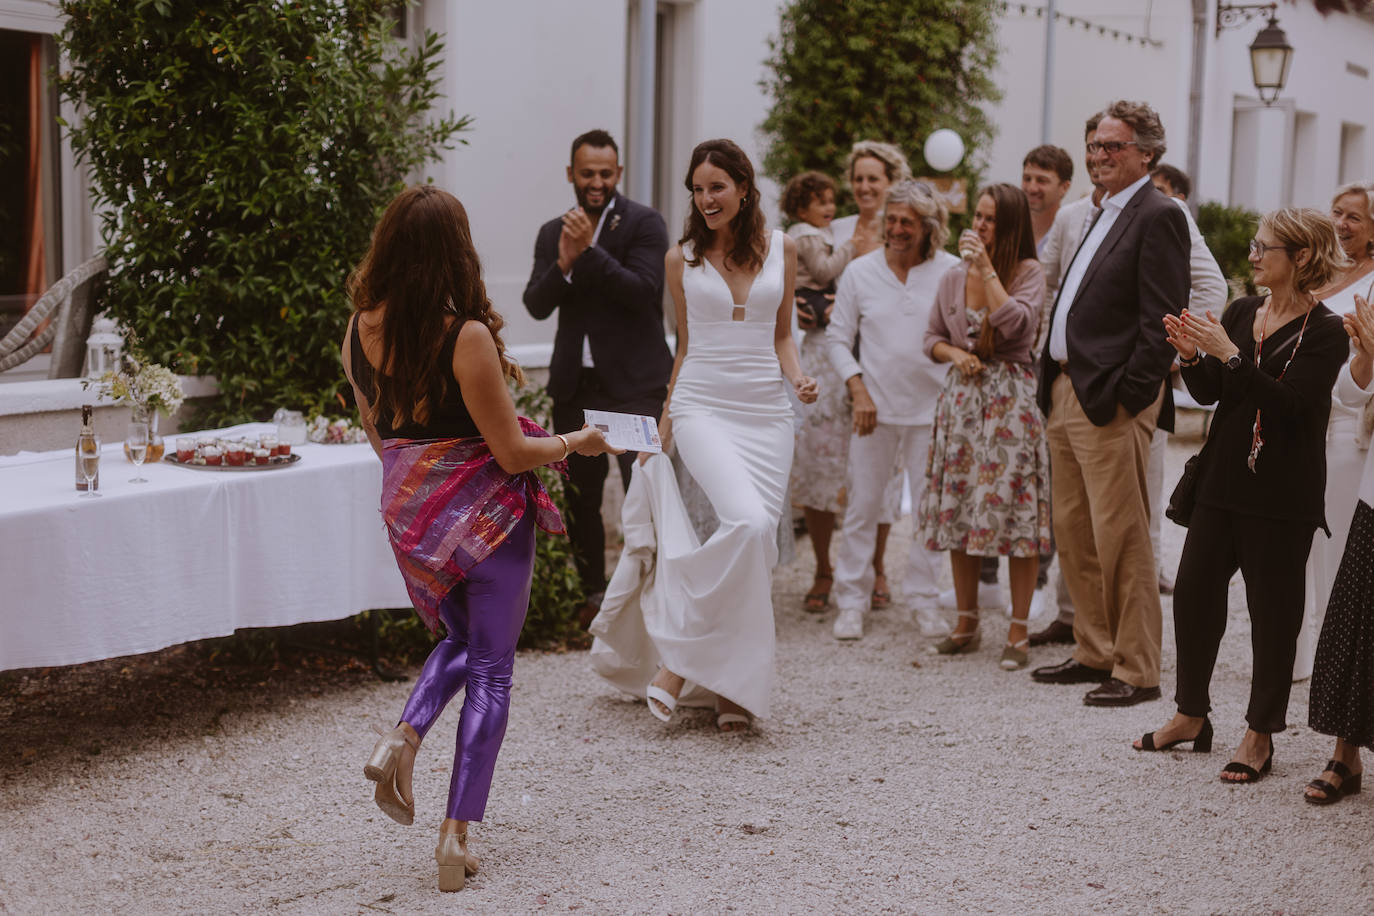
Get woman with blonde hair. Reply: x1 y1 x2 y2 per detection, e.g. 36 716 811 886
346 186 617 891
1295 181 1374 679
792 140 911 617
1135 208 1350 784
1306 290 1374 805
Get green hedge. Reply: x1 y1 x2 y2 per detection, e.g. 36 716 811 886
760 0 1000 239
1196 201 1259 299
57 0 467 425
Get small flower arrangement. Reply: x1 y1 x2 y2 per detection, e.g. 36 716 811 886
307 414 369 444
84 348 185 417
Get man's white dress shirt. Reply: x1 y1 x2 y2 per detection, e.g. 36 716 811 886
1048 173 1153 363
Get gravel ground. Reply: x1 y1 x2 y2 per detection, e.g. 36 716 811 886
3 428 1372 915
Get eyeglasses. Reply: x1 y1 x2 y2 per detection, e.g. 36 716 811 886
1085 140 1139 156
1249 239 1295 257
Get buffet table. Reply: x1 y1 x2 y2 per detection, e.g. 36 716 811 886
0 423 410 671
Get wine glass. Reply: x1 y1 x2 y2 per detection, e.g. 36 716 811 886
127 420 150 483
78 433 102 498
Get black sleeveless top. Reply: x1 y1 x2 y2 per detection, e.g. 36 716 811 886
349 316 481 440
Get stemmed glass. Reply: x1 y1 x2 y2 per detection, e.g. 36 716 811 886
127 420 150 483
78 433 102 498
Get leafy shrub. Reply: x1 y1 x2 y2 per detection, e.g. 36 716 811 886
1196 201 1259 298
56 0 467 426
760 0 1000 239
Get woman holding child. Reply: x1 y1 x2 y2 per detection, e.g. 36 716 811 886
788 140 909 620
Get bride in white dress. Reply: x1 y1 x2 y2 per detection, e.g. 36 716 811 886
589 139 818 731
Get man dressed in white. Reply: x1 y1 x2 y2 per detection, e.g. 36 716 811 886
825 181 960 640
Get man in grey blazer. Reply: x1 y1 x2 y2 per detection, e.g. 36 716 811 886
1031 100 1190 707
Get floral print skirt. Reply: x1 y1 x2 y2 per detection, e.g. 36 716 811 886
917 360 1050 557
790 329 901 522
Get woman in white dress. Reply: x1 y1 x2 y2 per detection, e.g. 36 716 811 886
1295 181 1374 679
589 139 817 732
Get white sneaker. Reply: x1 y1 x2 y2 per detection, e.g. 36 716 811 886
833 609 864 640
938 582 1003 609
913 604 953 639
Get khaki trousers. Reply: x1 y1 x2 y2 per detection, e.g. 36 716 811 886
1047 373 1163 688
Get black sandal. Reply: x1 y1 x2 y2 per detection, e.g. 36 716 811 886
1136 716 1213 752
1220 736 1273 784
1305 759 1363 806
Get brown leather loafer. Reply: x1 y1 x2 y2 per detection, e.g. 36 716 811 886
1031 658 1111 684
1029 619 1075 647
1083 678 1162 707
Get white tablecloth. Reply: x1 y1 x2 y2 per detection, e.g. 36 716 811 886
0 423 410 670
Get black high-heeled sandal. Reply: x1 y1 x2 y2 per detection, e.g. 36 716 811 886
1305 759 1363 806
1136 716 1212 752
1220 735 1273 784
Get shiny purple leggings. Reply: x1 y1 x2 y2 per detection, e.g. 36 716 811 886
399 510 535 822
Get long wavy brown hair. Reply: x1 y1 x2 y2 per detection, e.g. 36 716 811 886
680 139 767 272
973 183 1037 359
348 185 523 429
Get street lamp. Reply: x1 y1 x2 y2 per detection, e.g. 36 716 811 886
1217 4 1294 106
1247 16 1294 105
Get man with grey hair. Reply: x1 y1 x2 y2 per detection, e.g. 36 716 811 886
1031 101 1190 706
825 180 960 640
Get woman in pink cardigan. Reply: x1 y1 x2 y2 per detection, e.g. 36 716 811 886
917 183 1051 670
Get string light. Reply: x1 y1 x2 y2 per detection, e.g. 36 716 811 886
996 1 1163 48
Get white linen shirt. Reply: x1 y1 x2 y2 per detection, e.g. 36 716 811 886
825 248 960 426
1048 172 1154 362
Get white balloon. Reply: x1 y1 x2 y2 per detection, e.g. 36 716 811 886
924 129 965 172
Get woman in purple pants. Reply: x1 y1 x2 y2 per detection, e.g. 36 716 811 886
343 186 616 891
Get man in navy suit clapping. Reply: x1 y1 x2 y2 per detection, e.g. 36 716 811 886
524 129 672 620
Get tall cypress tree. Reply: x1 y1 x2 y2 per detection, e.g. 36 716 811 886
761 0 999 217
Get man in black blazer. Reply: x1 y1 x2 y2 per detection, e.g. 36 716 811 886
1031 101 1191 707
523 129 672 615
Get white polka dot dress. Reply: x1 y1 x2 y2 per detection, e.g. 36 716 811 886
1309 499 1374 750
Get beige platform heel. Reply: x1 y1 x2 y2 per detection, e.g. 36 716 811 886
435 824 479 892
363 723 419 825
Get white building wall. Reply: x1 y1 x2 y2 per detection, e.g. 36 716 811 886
417 0 630 362
982 1 1194 205
1201 2 1374 212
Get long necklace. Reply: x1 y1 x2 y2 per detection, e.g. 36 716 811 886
1247 296 1314 473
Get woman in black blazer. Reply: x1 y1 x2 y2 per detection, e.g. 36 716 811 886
1133 207 1350 783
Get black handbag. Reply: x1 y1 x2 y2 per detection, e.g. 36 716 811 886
1165 451 1203 527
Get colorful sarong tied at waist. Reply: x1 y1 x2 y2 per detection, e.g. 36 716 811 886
380 416 566 633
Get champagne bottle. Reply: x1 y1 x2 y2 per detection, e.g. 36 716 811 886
76 404 99 492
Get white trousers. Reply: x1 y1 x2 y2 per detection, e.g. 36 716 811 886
833 423 942 613
1148 426 1167 574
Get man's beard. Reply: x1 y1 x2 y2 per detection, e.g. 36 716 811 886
576 185 614 216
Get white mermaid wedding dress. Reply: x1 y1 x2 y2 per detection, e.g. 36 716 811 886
590 230 794 719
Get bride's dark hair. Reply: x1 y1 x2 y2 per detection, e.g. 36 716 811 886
680 139 767 272
349 185 523 429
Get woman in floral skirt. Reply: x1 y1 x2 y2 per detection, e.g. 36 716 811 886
917 183 1051 669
